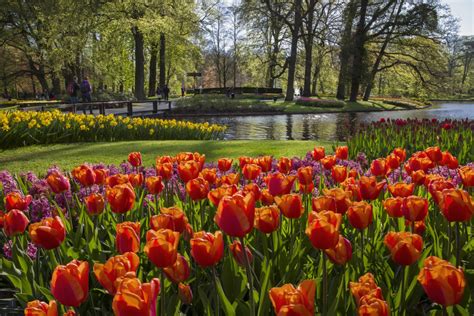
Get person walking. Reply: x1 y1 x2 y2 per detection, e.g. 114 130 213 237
67 77 80 104
156 86 162 100
163 85 170 101
80 77 92 102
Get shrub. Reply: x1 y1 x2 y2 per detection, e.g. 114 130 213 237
295 97 345 108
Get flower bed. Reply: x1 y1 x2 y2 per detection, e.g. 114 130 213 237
0 146 473 315
348 118 474 164
295 97 345 108
0 110 226 149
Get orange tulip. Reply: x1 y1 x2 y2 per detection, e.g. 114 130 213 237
370 158 386 176
93 252 139 295
85 193 105 215
348 168 359 179
324 235 352 265
242 163 262 181
24 300 58 316
277 157 292 174
349 273 384 306
331 165 347 183
3 209 29 237
348 201 373 230
156 155 174 164
417 256 465 306
261 189 275 205
254 205 280 233
178 283 193 305
384 231 423 265
385 153 401 171
106 184 135 214
393 147 406 162
323 188 352 214
51 260 89 307
411 170 426 185
128 173 143 188
402 196 428 222
458 166 474 187
383 197 403 218
94 168 108 185
218 158 233 172
145 176 164 195
128 152 142 167
425 146 442 163
299 182 314 194
358 296 390 316
256 155 273 172
269 280 316 316
163 254 190 283
150 206 188 233
112 273 160 316
106 174 130 188
29 216 65 249
321 155 336 169
208 185 238 207
405 220 426 235
175 152 194 163
219 173 240 186
156 162 173 180
46 171 70 194
72 165 96 187
312 146 325 161
215 193 255 237
239 156 253 169
4 191 32 211
230 239 253 267
335 146 348 160
440 151 458 169
428 179 455 204
186 177 210 201
388 182 414 198
311 195 336 213
116 222 140 254
275 194 303 219
306 210 341 249
145 228 180 268
437 189 474 222
200 168 218 184
297 166 313 185
190 231 224 267
177 160 200 183
359 176 385 201
265 173 296 196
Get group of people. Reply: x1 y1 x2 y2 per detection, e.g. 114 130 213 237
156 85 171 100
67 77 92 104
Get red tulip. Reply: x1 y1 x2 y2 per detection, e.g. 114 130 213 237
190 231 224 267
269 280 316 315
306 211 342 249
440 151 458 169
261 189 274 205
265 173 296 196
358 176 385 201
200 168 217 184
46 171 70 194
3 209 29 237
335 146 348 160
277 157 292 174
116 222 140 254
312 146 325 161
178 283 193 305
324 235 352 265
370 158 386 176
385 153 401 171
458 166 474 187
347 201 373 230
323 188 352 214
146 176 164 195
411 170 426 185
106 174 130 188
393 147 406 162
93 252 139 295
238 156 253 169
275 194 304 219
388 182 414 198
128 173 143 188
51 260 89 307
218 158 233 172
331 165 347 183
229 239 253 267
297 166 313 185
321 155 336 169
112 273 160 316
150 206 188 233
163 254 190 283
5 192 32 211
128 152 142 167
145 229 180 268
72 165 96 187
384 231 423 265
350 273 384 306
311 196 336 213
29 216 65 249
24 300 58 316
383 197 403 218
425 146 442 163
85 193 105 215
437 189 474 222
106 184 135 214
402 196 428 222
215 193 255 237
218 173 240 186
177 160 200 183
254 205 280 233
358 295 390 316
186 177 210 201
242 163 262 181
156 162 173 180
208 185 238 207
428 179 455 204
255 156 273 172
94 168 108 185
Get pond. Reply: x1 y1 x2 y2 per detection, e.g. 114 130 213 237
186 101 474 141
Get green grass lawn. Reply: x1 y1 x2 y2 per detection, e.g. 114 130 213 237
0 140 336 175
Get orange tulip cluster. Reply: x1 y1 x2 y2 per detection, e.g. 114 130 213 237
350 273 389 316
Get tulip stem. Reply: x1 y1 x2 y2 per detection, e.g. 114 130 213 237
212 266 220 316
400 266 407 316
322 251 328 316
442 306 448 316
411 221 415 234
160 270 166 316
360 229 364 272
455 222 460 267
240 237 255 316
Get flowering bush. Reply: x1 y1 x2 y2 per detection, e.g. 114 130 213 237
295 97 345 108
0 110 226 148
0 146 473 315
348 118 474 164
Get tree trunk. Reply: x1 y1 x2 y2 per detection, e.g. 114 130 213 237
159 33 166 90
132 26 145 100
336 0 357 100
285 0 302 102
311 64 320 96
52 73 61 95
302 0 315 97
349 0 369 102
148 43 158 96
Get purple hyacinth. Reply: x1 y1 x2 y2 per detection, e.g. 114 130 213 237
0 170 18 195
3 240 12 259
30 196 53 222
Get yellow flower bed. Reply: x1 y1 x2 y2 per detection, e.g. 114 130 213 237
0 110 226 148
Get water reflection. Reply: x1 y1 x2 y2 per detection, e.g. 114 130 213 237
186 102 474 141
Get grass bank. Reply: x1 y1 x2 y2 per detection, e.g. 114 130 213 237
0 140 335 174
173 94 426 115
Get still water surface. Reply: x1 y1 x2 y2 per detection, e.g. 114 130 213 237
186 102 474 141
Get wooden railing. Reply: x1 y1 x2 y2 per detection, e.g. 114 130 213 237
13 100 173 117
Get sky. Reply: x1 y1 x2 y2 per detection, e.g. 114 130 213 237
443 0 474 35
